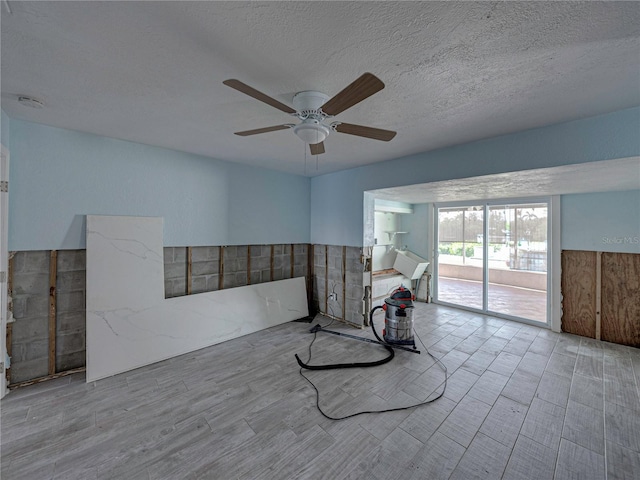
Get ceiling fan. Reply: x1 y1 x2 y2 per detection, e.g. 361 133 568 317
223 73 396 155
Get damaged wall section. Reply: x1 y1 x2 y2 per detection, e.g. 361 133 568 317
8 250 86 383
7 243 363 385
164 247 188 298
163 244 310 298
55 250 86 372
9 251 50 383
313 245 367 327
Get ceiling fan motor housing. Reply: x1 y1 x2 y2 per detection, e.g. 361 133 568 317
292 91 330 114
292 91 331 144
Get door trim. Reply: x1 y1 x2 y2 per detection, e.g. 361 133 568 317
1 143 9 397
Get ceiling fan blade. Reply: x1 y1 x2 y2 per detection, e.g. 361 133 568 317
223 79 296 114
320 73 385 116
309 142 325 155
334 122 396 141
234 125 291 136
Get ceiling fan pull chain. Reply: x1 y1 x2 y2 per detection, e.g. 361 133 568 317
304 141 308 176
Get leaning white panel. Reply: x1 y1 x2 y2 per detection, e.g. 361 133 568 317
86 215 308 382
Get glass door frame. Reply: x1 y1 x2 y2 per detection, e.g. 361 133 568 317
432 196 556 329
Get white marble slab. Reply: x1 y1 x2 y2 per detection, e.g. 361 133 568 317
86 215 308 382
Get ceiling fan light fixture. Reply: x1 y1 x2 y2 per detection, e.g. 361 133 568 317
293 122 330 144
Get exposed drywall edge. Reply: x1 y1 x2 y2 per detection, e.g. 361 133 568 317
1 109 9 149
375 198 413 213
551 195 562 333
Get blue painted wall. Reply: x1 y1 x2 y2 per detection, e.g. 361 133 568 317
561 190 640 253
8 119 310 250
226 162 311 245
1 109 9 148
400 203 431 260
311 107 640 247
5 107 639 253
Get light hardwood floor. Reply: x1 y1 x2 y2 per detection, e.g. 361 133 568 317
1 304 639 479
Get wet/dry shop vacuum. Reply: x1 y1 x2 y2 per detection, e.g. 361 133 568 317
380 285 417 348
295 285 447 420
296 285 420 370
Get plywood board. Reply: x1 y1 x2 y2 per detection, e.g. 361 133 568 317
601 252 640 347
86 215 308 382
561 250 597 338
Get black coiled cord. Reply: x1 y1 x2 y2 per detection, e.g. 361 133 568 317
296 306 448 421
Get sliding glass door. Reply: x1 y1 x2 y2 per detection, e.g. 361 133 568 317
435 199 549 325
487 204 548 322
436 206 484 310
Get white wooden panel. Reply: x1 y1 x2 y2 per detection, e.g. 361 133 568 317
86 215 308 382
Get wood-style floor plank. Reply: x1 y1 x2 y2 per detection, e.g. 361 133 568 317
449 432 512 480
1 303 639 480
606 440 640 480
502 434 557 480
534 370 572 407
519 398 566 450
479 395 528 448
561 400 605 455
554 438 605 480
398 431 466 480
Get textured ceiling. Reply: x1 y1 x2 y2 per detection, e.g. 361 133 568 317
2 1 639 177
370 157 640 204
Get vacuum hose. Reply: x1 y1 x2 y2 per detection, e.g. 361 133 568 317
369 305 386 343
295 306 395 370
